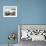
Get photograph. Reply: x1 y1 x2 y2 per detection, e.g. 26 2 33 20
18 24 46 46
3 6 17 17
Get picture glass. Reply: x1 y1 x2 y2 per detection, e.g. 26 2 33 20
3 6 17 17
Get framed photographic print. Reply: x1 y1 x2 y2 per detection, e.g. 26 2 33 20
3 6 17 17
18 24 46 42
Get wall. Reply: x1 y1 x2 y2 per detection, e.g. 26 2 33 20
0 0 18 44
0 0 46 44
19 0 46 24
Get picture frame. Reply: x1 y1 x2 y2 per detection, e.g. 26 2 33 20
18 24 46 42
3 6 17 17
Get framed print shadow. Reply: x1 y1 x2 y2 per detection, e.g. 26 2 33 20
3 6 17 17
